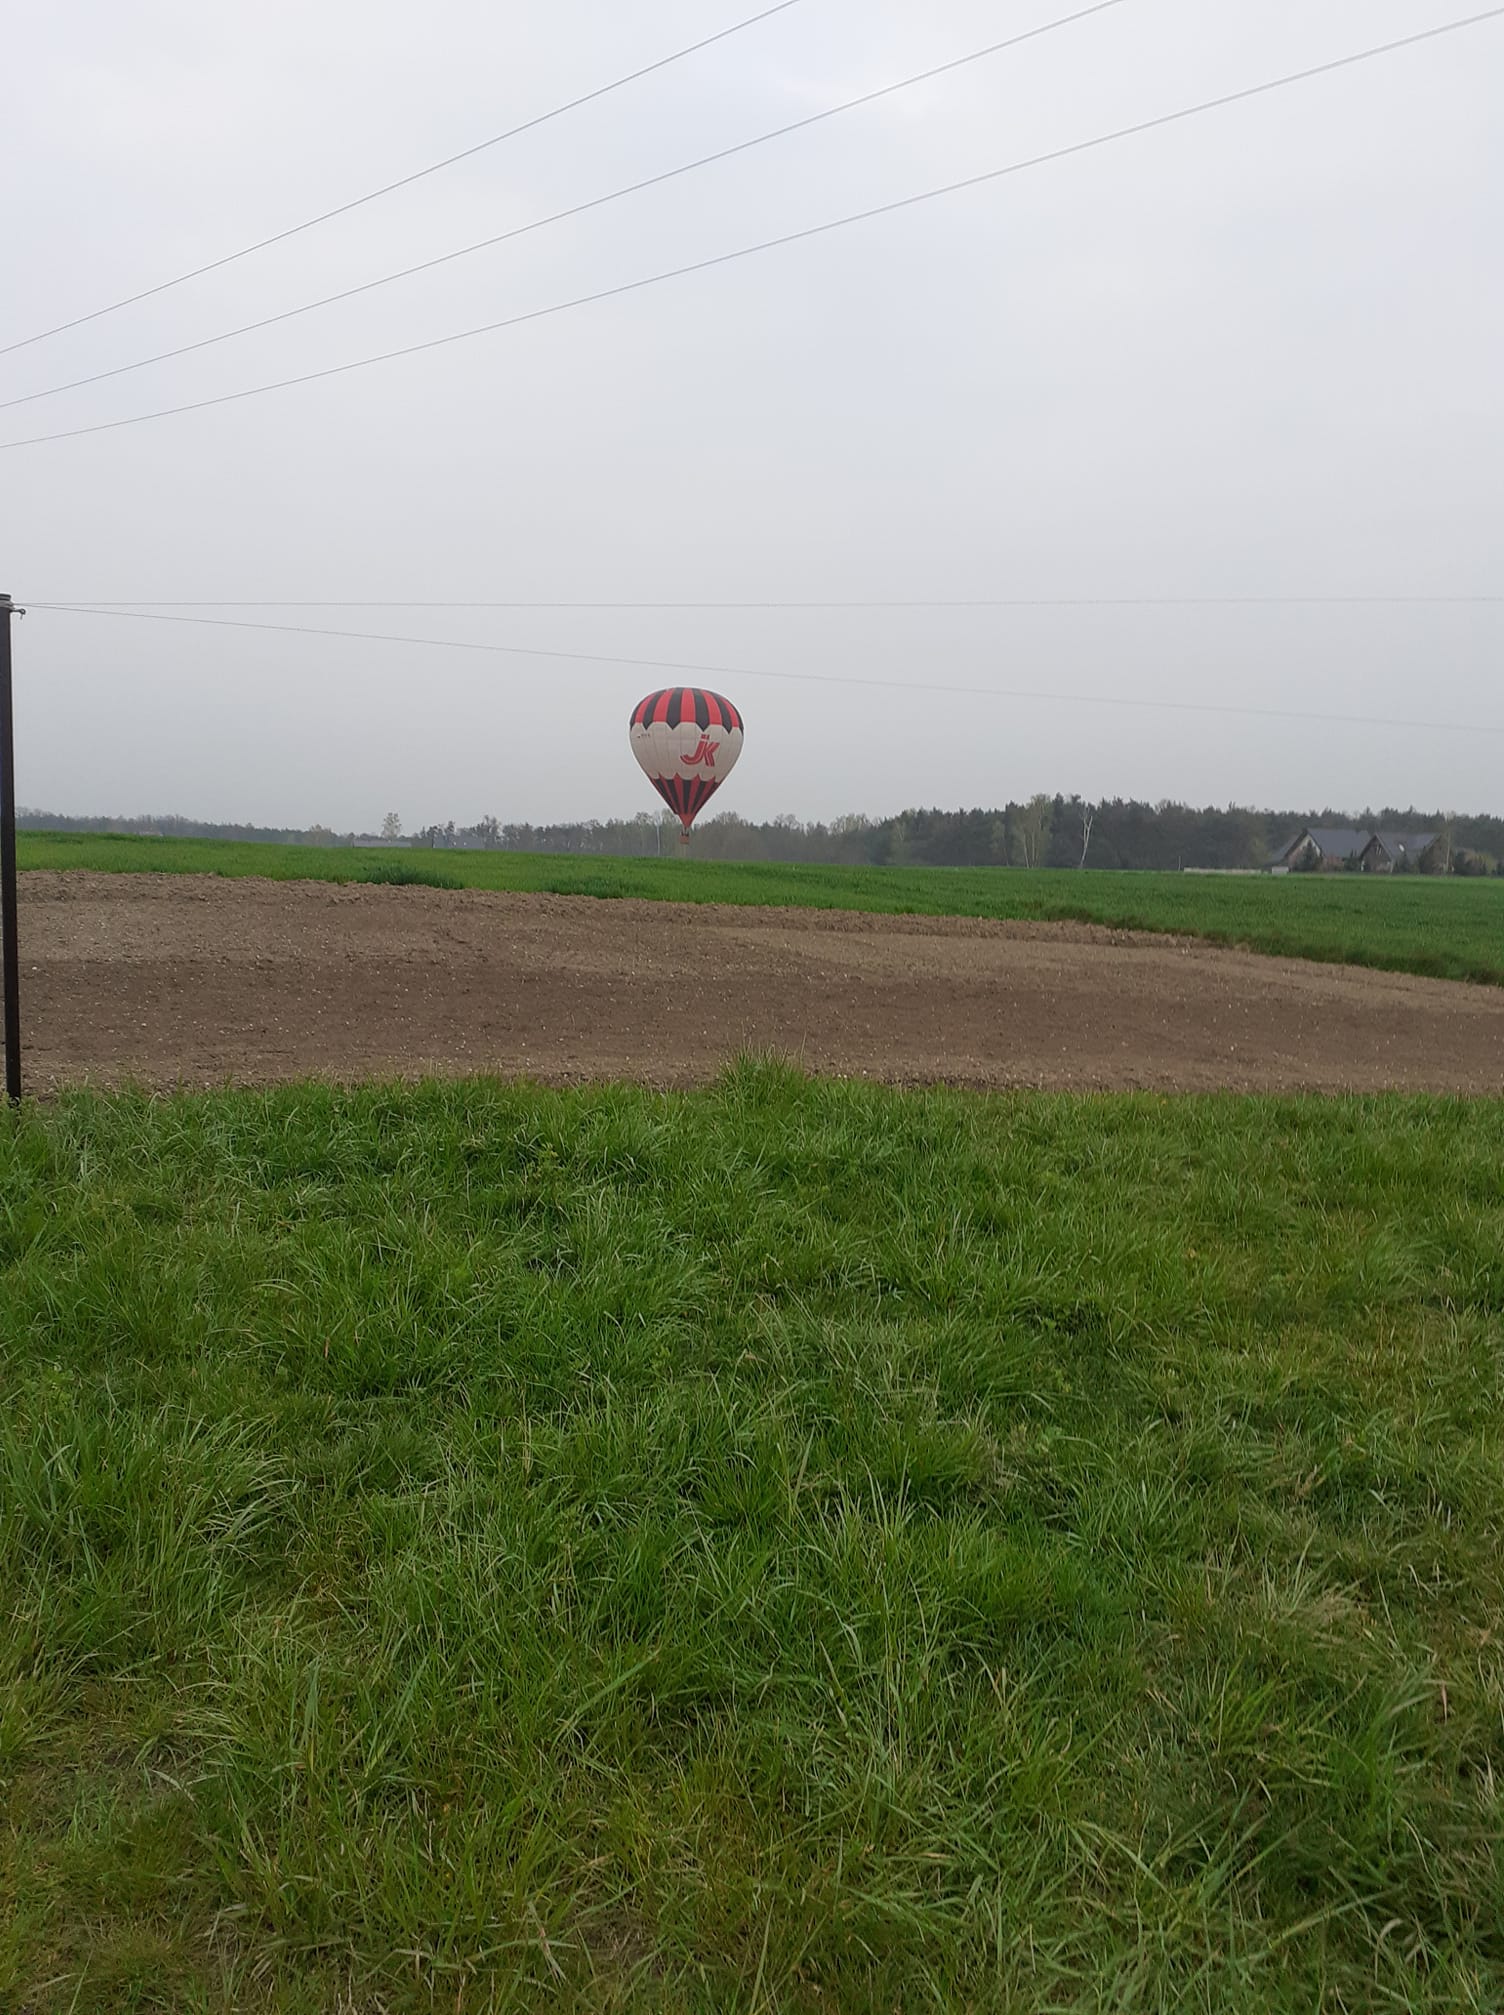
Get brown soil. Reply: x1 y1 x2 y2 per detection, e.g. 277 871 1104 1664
14 870 1504 1096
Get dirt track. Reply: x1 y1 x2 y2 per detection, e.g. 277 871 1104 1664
14 871 1504 1096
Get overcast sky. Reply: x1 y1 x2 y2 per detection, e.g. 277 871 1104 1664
4 0 1501 831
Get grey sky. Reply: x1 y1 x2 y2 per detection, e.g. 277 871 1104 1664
4 0 1501 831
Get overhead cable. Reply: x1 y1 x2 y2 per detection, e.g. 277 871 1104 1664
5 7 1500 453
0 0 806 358
32 595 1504 610
23 603 1504 741
0 2 1128 412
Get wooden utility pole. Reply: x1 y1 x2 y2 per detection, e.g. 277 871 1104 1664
0 593 21 1103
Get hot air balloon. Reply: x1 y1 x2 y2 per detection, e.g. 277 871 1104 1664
629 688 744 838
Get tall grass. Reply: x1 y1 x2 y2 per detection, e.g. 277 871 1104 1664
18 829 1504 987
352 856 461 889
3 1068 1502 2008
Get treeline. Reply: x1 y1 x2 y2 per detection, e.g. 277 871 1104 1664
19 799 1504 871
18 809 311 844
403 800 1504 872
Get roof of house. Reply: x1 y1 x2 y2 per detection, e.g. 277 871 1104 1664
1270 826 1439 867
1371 831 1436 860
1274 827 1370 862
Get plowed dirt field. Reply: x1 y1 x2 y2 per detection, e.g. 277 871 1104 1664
17 870 1504 1095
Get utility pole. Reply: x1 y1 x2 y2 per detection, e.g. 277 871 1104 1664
0 592 22 1103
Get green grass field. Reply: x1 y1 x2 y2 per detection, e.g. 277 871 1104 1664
19 829 1504 988
4 1067 1502 2010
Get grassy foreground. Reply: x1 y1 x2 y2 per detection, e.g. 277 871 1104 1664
3 1067 1503 2010
19 829 1504 987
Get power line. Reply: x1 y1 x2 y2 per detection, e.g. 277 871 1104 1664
0 2 1127 414
0 0 806 360
24 602 1504 741
31 596 1504 610
6 7 1500 454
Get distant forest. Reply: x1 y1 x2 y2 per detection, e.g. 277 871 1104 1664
19 799 1504 873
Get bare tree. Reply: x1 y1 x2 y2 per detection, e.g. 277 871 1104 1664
380 812 402 840
1016 794 1053 869
1078 802 1095 870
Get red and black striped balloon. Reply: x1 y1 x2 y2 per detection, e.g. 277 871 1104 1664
629 688 745 834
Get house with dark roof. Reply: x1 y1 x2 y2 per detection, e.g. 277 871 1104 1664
1362 831 1438 873
1269 827 1438 873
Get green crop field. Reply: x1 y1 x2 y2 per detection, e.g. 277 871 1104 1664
4 1066 1502 2010
19 829 1504 987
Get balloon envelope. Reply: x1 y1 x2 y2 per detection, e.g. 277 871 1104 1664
629 688 744 833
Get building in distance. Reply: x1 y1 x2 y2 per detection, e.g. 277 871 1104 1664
1269 827 1439 873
